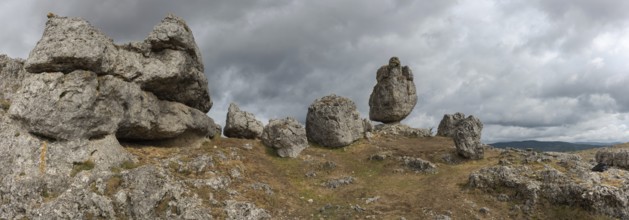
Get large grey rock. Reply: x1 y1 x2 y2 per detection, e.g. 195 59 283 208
453 116 484 159
98 75 219 140
23 14 212 112
9 71 218 141
306 94 364 148
261 117 308 158
0 55 26 101
224 103 264 139
596 149 629 170
436 112 466 137
368 57 418 123
9 71 121 140
24 15 116 74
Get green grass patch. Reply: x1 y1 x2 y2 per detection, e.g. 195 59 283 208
71 159 95 177
0 99 10 111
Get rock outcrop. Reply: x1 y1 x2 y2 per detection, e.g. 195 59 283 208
306 94 364 148
24 14 212 113
261 117 308 158
373 123 431 138
436 112 466 137
596 149 629 170
224 103 264 139
0 14 228 219
453 115 484 159
469 150 629 218
368 57 418 123
9 14 218 141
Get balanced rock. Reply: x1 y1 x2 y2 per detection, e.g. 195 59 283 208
436 112 466 137
261 117 308 158
453 116 484 159
368 57 418 123
224 103 264 139
306 94 364 148
9 14 218 141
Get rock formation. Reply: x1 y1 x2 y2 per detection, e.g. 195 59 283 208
0 14 233 219
596 149 629 170
261 117 308 158
373 123 431 138
368 57 418 123
306 94 364 148
9 14 219 141
469 150 629 218
436 112 466 137
224 103 264 139
453 115 484 159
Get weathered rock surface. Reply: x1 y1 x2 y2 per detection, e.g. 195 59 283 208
24 14 212 112
306 94 364 148
9 71 218 141
261 117 308 158
224 200 272 220
596 149 629 170
0 55 26 101
368 57 417 123
453 115 484 159
436 112 466 137
224 103 264 139
373 123 431 138
469 150 629 218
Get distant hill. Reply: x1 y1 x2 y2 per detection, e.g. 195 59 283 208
489 140 615 152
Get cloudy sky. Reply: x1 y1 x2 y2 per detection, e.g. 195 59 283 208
1 0 629 143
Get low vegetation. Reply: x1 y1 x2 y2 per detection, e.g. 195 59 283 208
119 134 619 219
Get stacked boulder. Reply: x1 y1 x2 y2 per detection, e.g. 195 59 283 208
437 113 484 159
224 103 264 139
306 94 364 148
368 57 418 123
9 14 219 141
261 117 308 158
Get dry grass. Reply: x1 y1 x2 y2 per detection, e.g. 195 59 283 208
121 135 619 219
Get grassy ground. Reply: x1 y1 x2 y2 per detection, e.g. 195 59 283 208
122 134 620 219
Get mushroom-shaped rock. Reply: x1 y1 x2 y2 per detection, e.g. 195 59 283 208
453 115 484 159
436 112 466 137
306 94 364 148
368 57 418 123
224 103 264 139
261 117 308 158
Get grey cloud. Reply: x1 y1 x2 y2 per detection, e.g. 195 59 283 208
1 0 628 143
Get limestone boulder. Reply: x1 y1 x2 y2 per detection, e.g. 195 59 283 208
261 118 308 158
306 94 364 148
9 71 122 140
369 57 418 123
23 14 212 112
436 112 466 137
373 123 431 138
224 103 264 139
453 116 484 159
